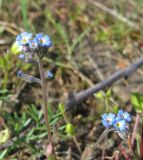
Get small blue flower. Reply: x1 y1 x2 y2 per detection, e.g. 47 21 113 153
101 113 116 128
17 70 23 77
117 110 131 122
16 32 33 46
113 119 127 131
29 38 38 49
36 33 52 47
18 54 25 59
35 33 43 39
45 71 53 79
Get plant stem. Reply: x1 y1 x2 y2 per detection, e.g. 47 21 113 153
81 128 114 160
37 56 57 160
62 111 81 153
131 113 140 146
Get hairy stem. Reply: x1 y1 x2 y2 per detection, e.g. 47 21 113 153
37 56 57 160
81 128 114 160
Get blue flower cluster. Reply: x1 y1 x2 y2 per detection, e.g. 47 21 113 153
101 110 131 132
16 32 54 80
16 32 52 49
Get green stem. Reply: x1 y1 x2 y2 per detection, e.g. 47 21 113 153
63 112 81 153
37 56 57 160
105 98 109 112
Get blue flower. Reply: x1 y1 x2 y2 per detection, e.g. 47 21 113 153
18 54 25 59
29 38 38 49
113 119 127 131
17 70 23 77
45 71 53 79
101 113 116 128
117 110 131 122
16 32 33 46
36 33 52 47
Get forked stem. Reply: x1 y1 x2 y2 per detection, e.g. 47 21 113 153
37 55 57 160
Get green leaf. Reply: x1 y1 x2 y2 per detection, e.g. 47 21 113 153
28 104 39 122
131 93 143 112
113 106 119 114
26 128 35 138
0 89 8 94
94 91 104 100
38 110 43 120
0 149 8 159
10 42 22 55
20 0 29 31
21 112 26 124
106 89 112 98
65 123 75 136
23 118 31 127
38 132 47 139
50 117 59 126
0 57 8 68
58 103 65 114
0 128 10 144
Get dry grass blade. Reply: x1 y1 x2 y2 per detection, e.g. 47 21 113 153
87 0 140 31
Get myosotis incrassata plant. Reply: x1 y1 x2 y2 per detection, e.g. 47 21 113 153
15 32 133 160
16 32 57 159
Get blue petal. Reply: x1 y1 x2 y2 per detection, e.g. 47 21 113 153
29 39 38 49
113 119 127 131
36 33 43 39
46 71 53 78
26 33 33 39
102 120 109 128
21 32 29 36
16 35 22 41
108 113 116 119
118 109 123 114
117 110 131 122
101 114 107 120
44 35 52 46
18 54 25 59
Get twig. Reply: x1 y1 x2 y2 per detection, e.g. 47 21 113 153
119 144 131 160
66 57 143 109
105 150 119 160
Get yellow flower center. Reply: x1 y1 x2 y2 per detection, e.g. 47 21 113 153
40 38 45 44
22 39 27 43
116 122 121 127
